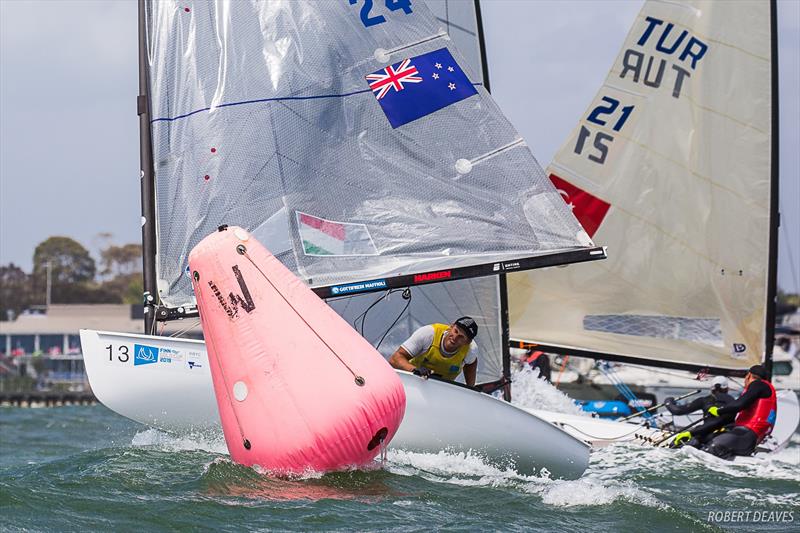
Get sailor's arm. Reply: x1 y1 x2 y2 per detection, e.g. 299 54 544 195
666 396 705 415
463 360 477 387
389 346 417 372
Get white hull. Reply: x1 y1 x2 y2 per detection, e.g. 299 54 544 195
530 391 799 456
81 329 589 479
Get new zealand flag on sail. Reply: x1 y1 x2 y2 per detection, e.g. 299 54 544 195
366 47 478 128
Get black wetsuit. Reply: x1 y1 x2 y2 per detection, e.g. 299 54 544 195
702 380 773 459
666 392 735 446
529 353 551 382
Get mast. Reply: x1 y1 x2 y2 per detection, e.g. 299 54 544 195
137 0 158 334
473 0 514 400
764 0 780 379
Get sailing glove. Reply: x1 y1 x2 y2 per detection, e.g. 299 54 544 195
707 406 720 417
672 431 692 446
413 367 432 379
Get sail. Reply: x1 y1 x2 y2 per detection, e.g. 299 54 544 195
143 0 594 313
509 0 776 372
329 276 502 384
425 0 489 87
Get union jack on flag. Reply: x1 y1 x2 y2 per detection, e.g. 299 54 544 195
366 58 423 100
366 48 477 128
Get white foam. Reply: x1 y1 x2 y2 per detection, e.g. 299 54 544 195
385 447 663 509
530 478 662 508
131 428 228 454
725 488 800 506
508 365 588 416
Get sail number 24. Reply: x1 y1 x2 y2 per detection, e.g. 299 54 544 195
349 0 413 28
574 96 635 165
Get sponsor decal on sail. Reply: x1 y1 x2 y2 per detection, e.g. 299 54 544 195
297 212 377 257
549 174 611 238
413 270 452 283
330 279 388 295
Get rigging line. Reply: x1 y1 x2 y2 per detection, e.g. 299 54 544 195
168 320 202 338
376 290 412 351
557 421 649 442
242 253 359 379
364 289 406 340
353 290 391 336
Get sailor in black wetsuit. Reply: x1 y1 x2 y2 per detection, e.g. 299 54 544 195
668 376 735 448
701 365 778 459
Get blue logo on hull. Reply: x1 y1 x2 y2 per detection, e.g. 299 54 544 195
134 344 159 366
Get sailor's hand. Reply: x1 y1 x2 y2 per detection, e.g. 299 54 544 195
671 431 692 447
707 406 720 417
412 367 432 379
664 397 675 405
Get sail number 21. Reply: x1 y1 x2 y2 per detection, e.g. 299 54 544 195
349 0 413 28
574 96 635 165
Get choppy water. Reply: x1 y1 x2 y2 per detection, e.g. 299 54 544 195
2 379 798 532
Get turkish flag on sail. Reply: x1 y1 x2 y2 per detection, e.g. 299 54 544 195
549 174 611 238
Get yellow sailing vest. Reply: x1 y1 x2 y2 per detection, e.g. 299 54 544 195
409 323 471 380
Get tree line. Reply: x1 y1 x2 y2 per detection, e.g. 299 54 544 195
0 236 142 321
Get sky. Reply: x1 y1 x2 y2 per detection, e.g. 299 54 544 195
0 0 798 293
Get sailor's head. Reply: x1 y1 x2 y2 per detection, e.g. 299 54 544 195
445 316 477 351
745 364 769 386
710 375 728 394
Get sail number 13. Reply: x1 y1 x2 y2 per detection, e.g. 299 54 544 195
574 96 635 165
106 344 129 363
349 0 413 28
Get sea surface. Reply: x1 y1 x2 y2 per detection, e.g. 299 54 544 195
2 374 798 532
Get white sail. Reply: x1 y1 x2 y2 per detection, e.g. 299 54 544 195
144 0 594 312
509 0 775 371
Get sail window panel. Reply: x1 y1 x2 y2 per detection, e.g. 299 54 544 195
147 1 592 308
583 315 722 347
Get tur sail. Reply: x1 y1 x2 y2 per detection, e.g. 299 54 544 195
508 0 778 375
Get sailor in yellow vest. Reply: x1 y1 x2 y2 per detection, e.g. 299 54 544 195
389 317 478 387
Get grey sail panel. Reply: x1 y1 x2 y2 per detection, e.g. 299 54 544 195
329 276 503 384
425 0 487 86
146 1 591 309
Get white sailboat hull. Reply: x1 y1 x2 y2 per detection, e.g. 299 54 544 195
81 329 589 479
529 391 799 455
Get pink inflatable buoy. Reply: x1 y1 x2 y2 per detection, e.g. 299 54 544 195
188 225 405 473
